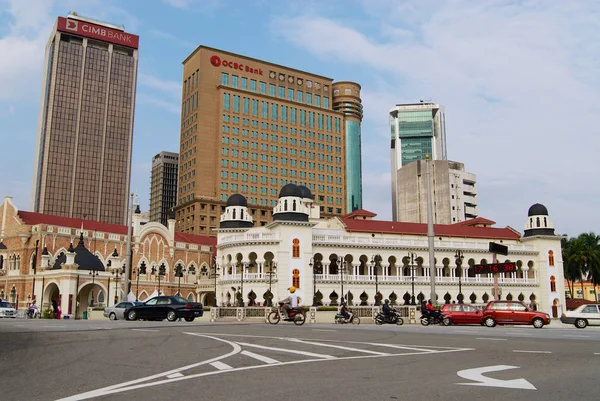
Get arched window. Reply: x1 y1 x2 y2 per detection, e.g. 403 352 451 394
293 199 297 211
292 269 300 289
98 290 105 307
232 209 236 219
284 200 288 210
543 217 547 227
241 209 244 219
536 217 540 227
292 238 300 258
548 250 555 266
550 276 556 292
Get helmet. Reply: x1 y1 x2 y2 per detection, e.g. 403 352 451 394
385 299 389 304
288 286 296 293
428 299 432 303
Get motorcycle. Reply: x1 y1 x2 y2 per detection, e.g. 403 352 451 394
420 312 446 326
26 309 40 319
375 310 404 325
267 303 306 326
334 312 360 325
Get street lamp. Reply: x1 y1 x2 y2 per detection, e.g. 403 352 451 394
136 261 147 301
337 258 349 304
175 263 187 296
455 250 465 303
112 267 123 304
309 258 317 306
89 264 99 307
265 261 276 307
151 263 166 294
239 262 248 307
371 254 381 305
408 252 418 305
211 261 220 307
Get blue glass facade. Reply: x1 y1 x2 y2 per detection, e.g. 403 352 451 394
346 120 362 212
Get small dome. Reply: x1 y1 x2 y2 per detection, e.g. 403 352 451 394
528 203 548 216
134 205 141 214
279 183 302 198
297 185 314 199
226 193 248 207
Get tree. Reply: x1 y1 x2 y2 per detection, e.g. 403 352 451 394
579 232 600 301
562 237 583 297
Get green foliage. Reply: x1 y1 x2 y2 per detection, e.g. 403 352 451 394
563 232 600 299
42 309 54 319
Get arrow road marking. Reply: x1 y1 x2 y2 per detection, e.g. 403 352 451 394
457 365 536 390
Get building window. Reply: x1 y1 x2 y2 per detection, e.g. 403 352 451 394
259 81 266 94
292 269 300 288
269 84 276 97
223 93 230 111
241 77 247 90
262 101 268 119
221 73 228 86
250 79 257 92
550 276 556 292
548 250 555 266
297 91 303 103
287 88 294 100
278 86 285 99
231 75 239 88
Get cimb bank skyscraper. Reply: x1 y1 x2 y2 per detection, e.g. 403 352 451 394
175 46 363 235
32 13 139 225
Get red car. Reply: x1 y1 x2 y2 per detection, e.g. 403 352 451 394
441 303 483 325
481 300 550 329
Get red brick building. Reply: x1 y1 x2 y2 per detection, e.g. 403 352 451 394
0 196 216 318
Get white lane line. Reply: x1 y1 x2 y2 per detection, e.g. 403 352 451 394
56 333 242 401
286 338 390 356
455 330 472 334
166 373 183 379
360 342 435 353
312 329 336 332
506 332 532 336
476 338 507 341
210 361 233 370
566 335 590 338
43 325 65 328
513 350 551 354
131 329 159 332
241 350 280 364
235 341 336 360
593 353 600 355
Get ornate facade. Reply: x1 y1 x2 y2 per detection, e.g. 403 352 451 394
216 185 566 317
0 196 215 318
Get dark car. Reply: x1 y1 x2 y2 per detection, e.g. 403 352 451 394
125 296 203 322
481 300 550 328
441 303 483 325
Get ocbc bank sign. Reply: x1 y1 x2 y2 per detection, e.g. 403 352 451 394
210 55 263 76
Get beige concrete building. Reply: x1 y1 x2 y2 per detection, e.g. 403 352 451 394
175 46 363 235
31 14 139 225
395 160 478 224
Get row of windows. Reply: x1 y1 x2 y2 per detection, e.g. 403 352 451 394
221 73 330 108
222 93 340 132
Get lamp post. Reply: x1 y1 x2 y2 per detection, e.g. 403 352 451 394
371 255 380 304
31 239 39 301
211 262 220 307
112 267 123 305
175 263 186 296
455 250 465 303
337 258 349 304
136 261 146 301
265 261 276 307
89 265 99 307
310 258 316 306
151 263 166 294
239 262 248 307
408 252 417 305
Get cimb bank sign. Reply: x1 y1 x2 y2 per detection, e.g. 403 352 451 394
57 17 139 49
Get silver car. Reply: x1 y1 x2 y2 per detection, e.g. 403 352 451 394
0 300 17 318
103 301 143 320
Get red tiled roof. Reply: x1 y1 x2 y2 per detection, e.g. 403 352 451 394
453 217 497 226
343 209 378 219
341 217 521 239
17 210 216 247
18 211 128 235
565 298 598 310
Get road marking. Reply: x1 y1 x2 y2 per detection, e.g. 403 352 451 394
312 329 336 332
565 335 590 338
43 325 64 328
210 361 232 370
513 350 551 354
235 341 337 360
241 350 280 364
594 353 600 355
506 332 532 336
361 342 438 353
131 329 159 332
286 338 390 355
56 334 242 401
457 365 536 390
166 373 183 379
455 330 472 334
476 338 507 341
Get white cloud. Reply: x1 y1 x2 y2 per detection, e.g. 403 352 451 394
271 0 600 235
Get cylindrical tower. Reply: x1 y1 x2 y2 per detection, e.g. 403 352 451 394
332 82 363 213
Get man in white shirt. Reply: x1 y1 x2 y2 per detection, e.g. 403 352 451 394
279 286 298 318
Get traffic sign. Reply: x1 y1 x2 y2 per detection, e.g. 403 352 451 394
489 242 508 256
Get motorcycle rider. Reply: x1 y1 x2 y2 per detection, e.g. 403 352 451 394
339 301 353 322
382 299 393 322
28 299 39 318
426 299 441 320
279 286 298 319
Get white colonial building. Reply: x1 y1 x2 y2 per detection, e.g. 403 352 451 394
215 184 565 317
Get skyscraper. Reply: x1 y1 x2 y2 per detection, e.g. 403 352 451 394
389 101 447 221
175 46 363 235
150 151 179 226
31 13 139 225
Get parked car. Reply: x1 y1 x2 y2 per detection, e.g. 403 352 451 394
0 300 17 318
103 301 143 320
560 304 600 329
441 303 483 325
481 300 550 328
125 296 203 322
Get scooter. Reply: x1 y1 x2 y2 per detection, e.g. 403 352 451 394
375 310 404 325
334 312 360 325
26 309 40 319
267 303 306 326
420 312 446 326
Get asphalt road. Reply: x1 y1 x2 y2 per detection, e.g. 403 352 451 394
1 319 598 401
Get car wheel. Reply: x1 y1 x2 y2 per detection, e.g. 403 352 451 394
575 318 587 329
442 317 452 326
484 317 496 327
167 310 178 322
532 317 544 329
127 310 137 321
109 313 117 321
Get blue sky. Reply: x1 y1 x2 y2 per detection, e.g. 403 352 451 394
1 0 599 237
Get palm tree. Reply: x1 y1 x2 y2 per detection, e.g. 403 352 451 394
562 237 583 297
579 232 600 301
